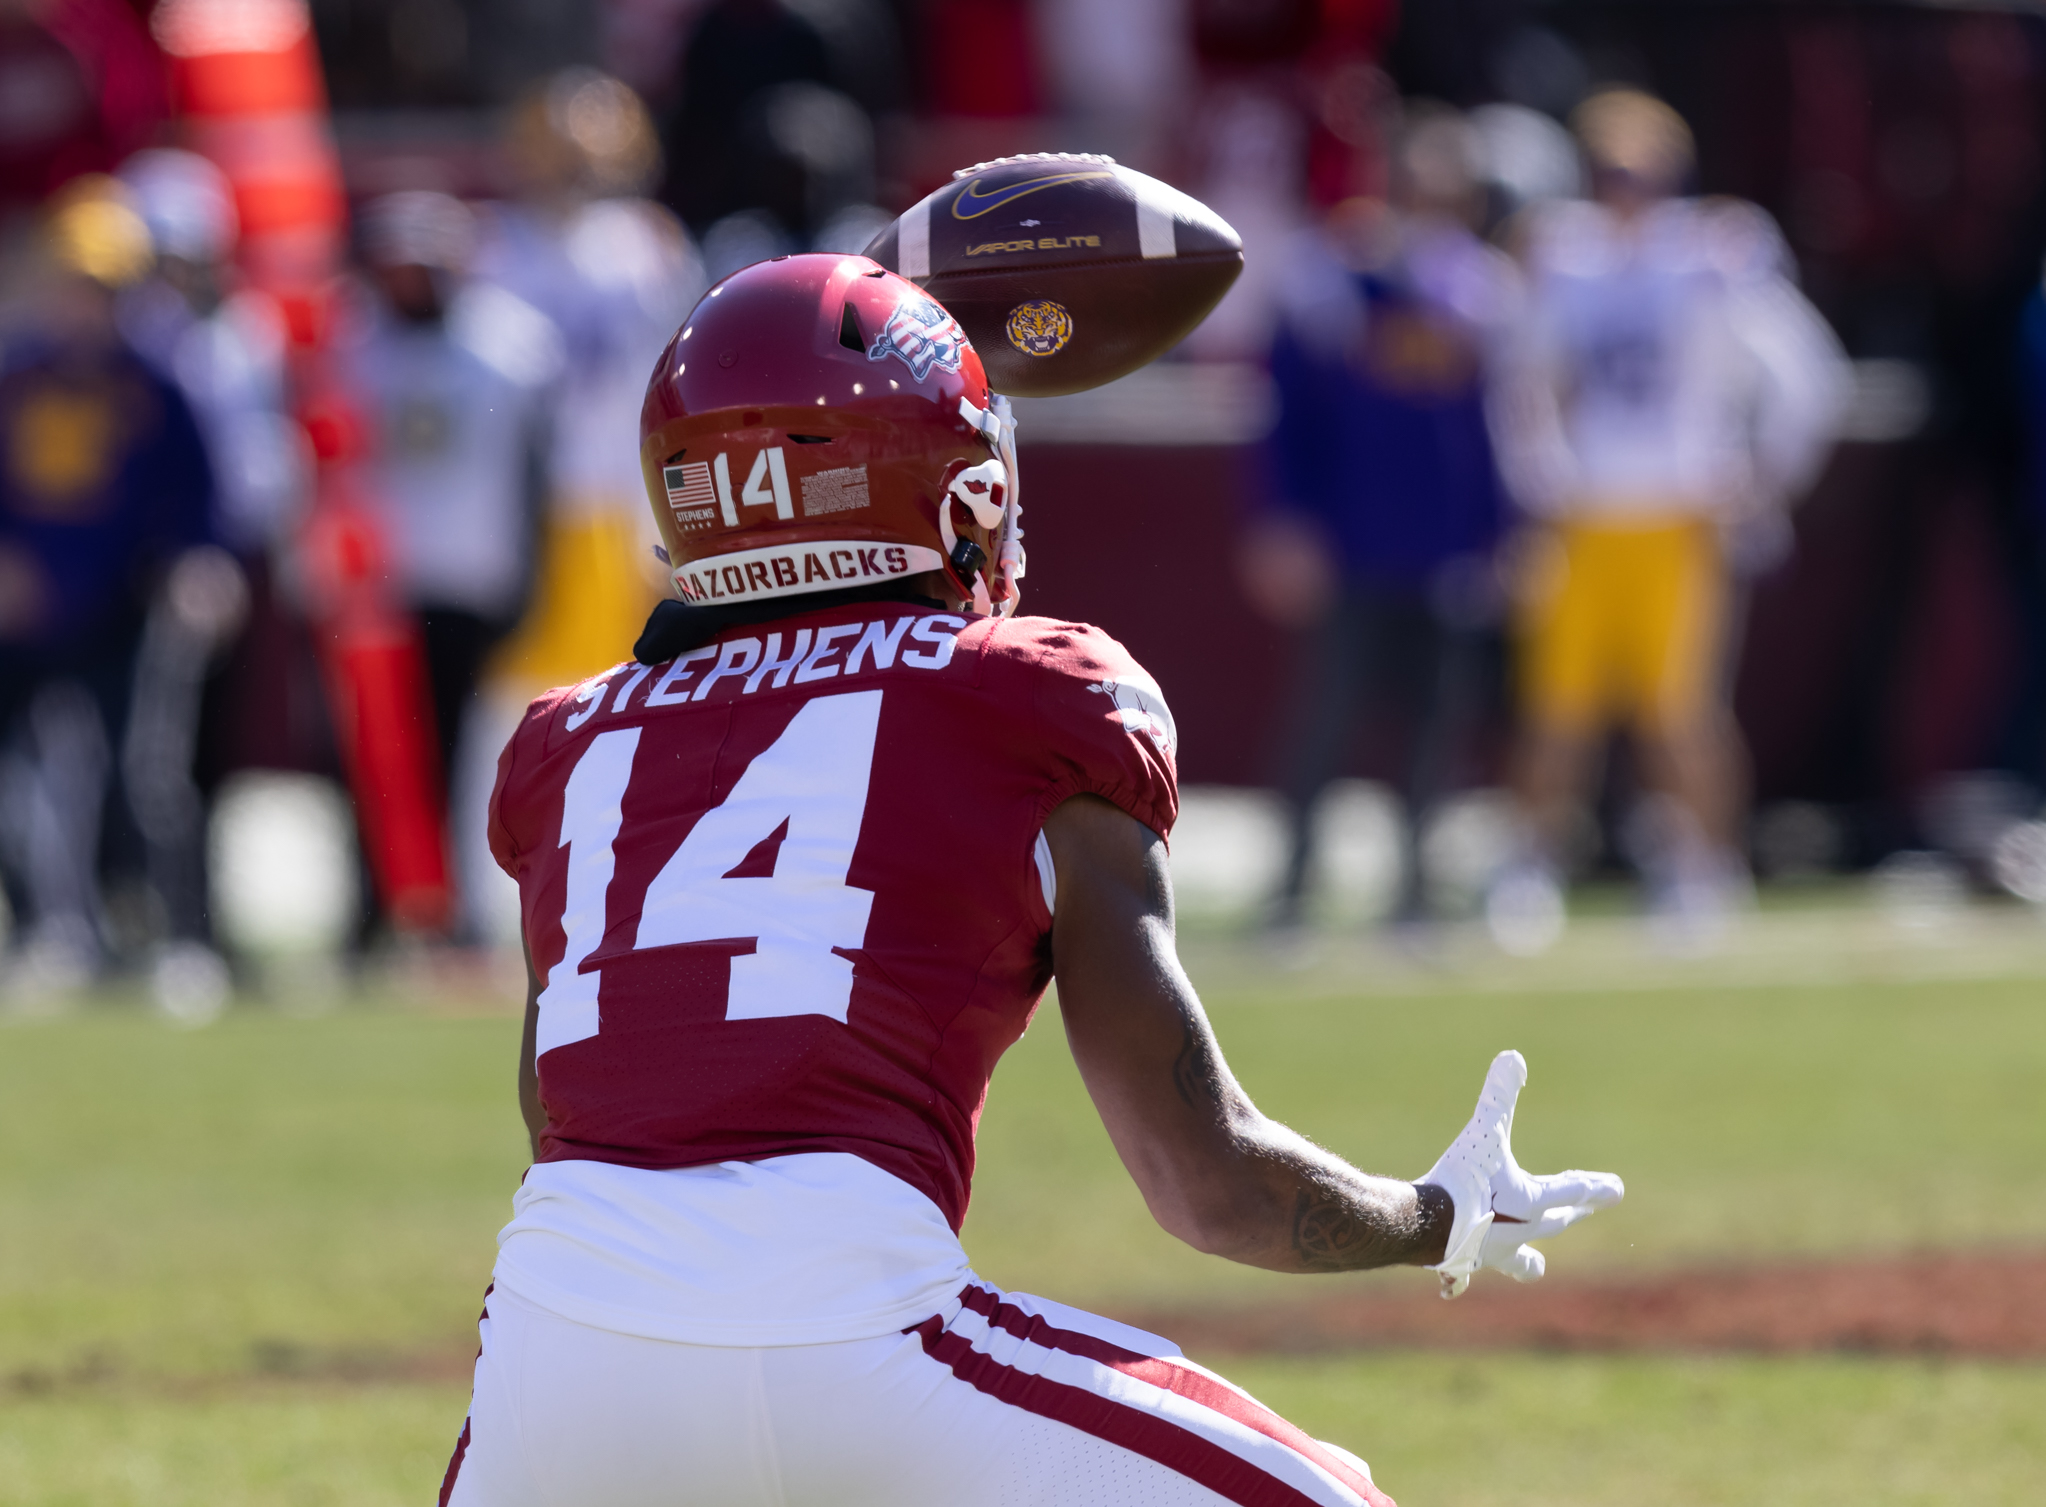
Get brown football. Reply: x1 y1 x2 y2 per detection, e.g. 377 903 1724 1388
861 154 1243 398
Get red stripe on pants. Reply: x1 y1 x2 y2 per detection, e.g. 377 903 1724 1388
954 1286 1391 1505
437 1416 471 1507
913 1312 1394 1507
440 1283 492 1504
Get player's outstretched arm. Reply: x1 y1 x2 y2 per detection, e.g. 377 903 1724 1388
1043 794 1454 1274
1043 795 1625 1291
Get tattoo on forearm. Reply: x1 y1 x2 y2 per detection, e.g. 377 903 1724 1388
1172 1019 1219 1109
1290 1186 1420 1271
1292 1188 1374 1270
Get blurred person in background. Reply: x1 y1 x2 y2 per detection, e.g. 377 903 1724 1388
0 178 221 1007
474 68 704 695
1030 0 1191 172
115 147 312 1016
1176 69 1312 364
115 145 313 834
1486 87 1848 953
117 148 306 564
1243 100 1515 943
464 68 703 942
660 0 901 278
1180 11 1400 363
337 189 561 941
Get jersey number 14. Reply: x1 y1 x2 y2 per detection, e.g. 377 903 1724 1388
536 689 883 1056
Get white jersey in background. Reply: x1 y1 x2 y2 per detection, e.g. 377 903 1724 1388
472 198 707 514
334 282 563 620
118 283 308 553
1491 196 1849 521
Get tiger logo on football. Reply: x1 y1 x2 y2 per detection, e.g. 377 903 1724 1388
1005 300 1073 358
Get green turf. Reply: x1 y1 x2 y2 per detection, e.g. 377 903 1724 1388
0 1012 526 1381
5 968 2042 1375
1225 1352 2046 1506
2 920 2043 1502
965 966 2046 1308
0 1383 469 1507
1 1359 2039 1506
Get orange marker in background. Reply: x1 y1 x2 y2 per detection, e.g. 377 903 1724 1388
158 0 451 933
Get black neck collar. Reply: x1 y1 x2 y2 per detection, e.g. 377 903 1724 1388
633 585 951 665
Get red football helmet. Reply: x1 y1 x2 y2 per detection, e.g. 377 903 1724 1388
638 253 1023 616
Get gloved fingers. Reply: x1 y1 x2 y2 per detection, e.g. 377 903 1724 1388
1421 1050 1527 1186
1452 1051 1529 1155
1477 1223 1550 1280
1419 1054 1531 1213
1502 1243 1546 1282
1421 1052 1540 1286
1475 1049 1529 1126
1480 1203 1593 1255
1476 1207 1590 1281
1498 1168 1626 1219
1525 1202 1598 1239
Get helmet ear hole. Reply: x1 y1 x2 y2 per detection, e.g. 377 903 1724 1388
839 303 864 353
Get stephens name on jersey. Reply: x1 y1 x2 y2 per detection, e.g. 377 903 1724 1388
484 598 1177 1344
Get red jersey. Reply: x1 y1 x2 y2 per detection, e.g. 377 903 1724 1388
488 600 1178 1232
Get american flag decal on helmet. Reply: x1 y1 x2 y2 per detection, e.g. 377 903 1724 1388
664 461 717 529
868 293 968 382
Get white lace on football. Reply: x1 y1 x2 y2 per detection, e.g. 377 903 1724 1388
951 152 1117 180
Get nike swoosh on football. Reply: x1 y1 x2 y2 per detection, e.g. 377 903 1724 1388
950 171 1115 220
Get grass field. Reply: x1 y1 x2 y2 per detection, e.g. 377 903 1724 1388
3 898 2044 1503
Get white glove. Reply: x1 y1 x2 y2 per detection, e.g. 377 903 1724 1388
1418 1050 1624 1300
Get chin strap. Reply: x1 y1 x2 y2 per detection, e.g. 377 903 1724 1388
991 394 1025 616
956 393 1025 616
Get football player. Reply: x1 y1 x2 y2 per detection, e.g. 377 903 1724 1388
1486 88 1848 953
443 254 1623 1507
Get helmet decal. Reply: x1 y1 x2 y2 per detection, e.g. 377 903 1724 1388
662 461 718 534
738 446 795 520
641 255 1014 613
868 293 969 382
947 459 1006 530
800 464 870 516
673 539 945 605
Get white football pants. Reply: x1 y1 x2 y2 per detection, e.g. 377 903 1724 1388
440 1281 1391 1507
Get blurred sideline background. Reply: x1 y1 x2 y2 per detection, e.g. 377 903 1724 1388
15 0 2046 990
1 2 2044 1504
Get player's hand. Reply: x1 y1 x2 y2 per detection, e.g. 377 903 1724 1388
1417 1050 1624 1300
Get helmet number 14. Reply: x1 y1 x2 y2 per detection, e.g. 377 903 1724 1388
715 446 794 525
534 690 883 1056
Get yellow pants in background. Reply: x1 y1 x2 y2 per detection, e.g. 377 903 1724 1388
491 505 666 697
1516 516 1725 738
